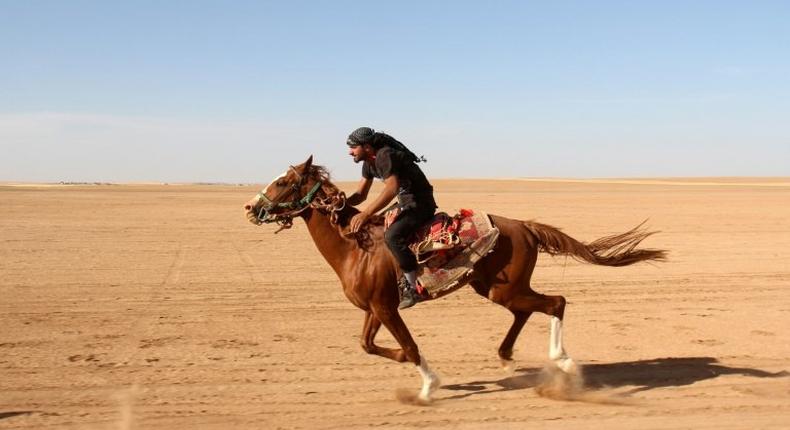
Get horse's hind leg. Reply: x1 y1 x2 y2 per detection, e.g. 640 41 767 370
360 311 409 362
498 311 532 370
507 294 577 373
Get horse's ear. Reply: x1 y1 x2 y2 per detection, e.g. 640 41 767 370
302 155 313 173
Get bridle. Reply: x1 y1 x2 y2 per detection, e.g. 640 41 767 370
255 166 323 231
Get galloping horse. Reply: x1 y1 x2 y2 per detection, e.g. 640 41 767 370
243 156 666 402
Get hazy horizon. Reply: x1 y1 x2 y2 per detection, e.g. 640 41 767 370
2 2 789 183
4 176 790 188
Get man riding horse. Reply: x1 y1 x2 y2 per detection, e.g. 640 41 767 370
243 152 666 403
345 127 435 309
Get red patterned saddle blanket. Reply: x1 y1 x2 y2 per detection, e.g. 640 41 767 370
384 208 500 298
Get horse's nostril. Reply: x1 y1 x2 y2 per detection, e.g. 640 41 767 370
244 204 252 211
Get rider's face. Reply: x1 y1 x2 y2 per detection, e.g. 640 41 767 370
348 144 369 163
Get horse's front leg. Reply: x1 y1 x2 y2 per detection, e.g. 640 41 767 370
359 311 408 362
372 307 441 402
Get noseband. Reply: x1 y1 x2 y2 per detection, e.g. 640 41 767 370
255 166 323 231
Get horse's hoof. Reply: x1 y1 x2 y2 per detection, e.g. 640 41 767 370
396 388 432 406
555 357 578 374
418 372 440 403
500 358 516 373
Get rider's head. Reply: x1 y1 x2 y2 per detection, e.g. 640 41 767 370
347 127 375 146
347 126 378 163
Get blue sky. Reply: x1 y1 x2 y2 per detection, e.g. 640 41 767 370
1 1 788 182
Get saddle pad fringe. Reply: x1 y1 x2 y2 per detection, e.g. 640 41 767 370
417 211 499 298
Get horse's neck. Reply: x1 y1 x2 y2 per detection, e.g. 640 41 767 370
302 207 358 279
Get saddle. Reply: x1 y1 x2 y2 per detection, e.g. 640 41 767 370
384 208 500 298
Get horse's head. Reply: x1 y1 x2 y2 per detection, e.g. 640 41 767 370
243 155 326 229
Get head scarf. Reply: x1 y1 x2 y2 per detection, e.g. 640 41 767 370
346 127 375 146
346 127 426 163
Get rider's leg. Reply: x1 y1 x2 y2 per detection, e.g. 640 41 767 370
404 270 418 288
384 208 433 309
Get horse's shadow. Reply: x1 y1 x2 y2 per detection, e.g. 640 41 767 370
441 356 788 400
0 411 35 421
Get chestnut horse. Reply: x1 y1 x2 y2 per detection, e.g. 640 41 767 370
243 156 666 402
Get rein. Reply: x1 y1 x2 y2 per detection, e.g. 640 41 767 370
311 191 347 226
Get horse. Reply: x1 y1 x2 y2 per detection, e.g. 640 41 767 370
243 156 667 403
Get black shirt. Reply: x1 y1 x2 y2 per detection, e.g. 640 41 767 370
362 146 436 210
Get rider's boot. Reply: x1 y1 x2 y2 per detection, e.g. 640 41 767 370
398 271 424 310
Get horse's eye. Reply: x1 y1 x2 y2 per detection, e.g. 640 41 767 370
276 181 286 187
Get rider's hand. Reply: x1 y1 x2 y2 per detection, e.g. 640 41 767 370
350 210 371 233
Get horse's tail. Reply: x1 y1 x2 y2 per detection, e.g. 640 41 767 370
523 220 667 267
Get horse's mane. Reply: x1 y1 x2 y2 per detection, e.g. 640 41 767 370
306 165 384 248
307 165 340 195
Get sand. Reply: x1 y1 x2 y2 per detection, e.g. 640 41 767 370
1 179 788 429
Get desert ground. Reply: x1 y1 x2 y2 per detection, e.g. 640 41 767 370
1 178 788 429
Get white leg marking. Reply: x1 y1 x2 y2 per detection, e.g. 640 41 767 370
549 316 578 373
417 354 440 401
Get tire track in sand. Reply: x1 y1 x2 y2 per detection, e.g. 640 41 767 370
231 241 263 283
162 244 186 286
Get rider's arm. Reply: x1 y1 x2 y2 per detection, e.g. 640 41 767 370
349 175 398 233
347 177 373 206
362 175 399 216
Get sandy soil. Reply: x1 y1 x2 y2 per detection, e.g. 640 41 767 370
1 179 788 429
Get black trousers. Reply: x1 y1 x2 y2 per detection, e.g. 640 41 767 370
384 205 435 273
